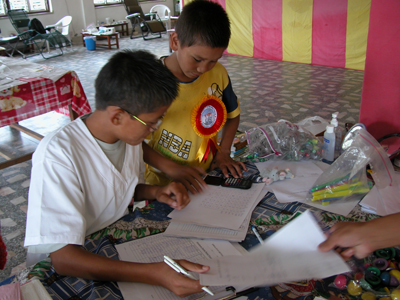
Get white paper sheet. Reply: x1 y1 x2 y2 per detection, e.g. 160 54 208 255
255 160 360 216
168 183 265 230
165 189 267 241
200 210 350 287
165 211 251 242
116 234 244 300
360 172 400 216
20 279 53 300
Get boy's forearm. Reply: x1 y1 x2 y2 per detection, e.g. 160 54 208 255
219 116 240 154
142 142 177 172
50 244 157 283
134 183 160 202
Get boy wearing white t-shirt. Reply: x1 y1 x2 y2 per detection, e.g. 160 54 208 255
24 49 210 298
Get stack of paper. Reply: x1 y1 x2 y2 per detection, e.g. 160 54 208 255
164 183 266 242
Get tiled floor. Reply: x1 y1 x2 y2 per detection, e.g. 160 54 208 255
0 33 364 282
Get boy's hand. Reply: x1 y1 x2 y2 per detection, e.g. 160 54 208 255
165 165 207 194
154 260 210 297
211 151 247 178
155 181 191 210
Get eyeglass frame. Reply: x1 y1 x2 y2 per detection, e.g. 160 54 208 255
119 107 163 131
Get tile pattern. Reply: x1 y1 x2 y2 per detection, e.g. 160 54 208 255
0 33 364 282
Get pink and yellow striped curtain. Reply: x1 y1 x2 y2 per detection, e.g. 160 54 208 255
183 0 371 70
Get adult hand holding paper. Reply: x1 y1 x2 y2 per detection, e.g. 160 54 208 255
200 210 350 287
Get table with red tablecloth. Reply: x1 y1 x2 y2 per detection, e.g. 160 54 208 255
0 56 92 169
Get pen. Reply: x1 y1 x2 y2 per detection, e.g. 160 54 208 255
310 173 354 192
251 225 264 244
163 255 214 296
312 181 364 196
312 186 370 201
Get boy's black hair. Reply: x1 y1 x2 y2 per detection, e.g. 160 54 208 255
95 49 179 115
175 0 231 48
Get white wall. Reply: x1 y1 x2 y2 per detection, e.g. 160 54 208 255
0 0 173 43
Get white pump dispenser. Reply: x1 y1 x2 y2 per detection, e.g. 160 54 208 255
330 112 343 157
323 125 335 162
331 112 339 127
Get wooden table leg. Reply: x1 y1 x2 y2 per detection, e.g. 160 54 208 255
107 35 111 49
123 23 128 36
68 104 79 121
0 153 34 170
9 123 44 140
0 123 43 170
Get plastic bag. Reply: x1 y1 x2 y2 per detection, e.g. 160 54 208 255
245 120 323 161
306 129 397 206
85 23 99 34
295 116 329 136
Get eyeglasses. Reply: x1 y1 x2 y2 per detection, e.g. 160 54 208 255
119 107 163 131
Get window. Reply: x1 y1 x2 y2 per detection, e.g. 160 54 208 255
94 0 122 5
94 0 160 6
0 0 50 15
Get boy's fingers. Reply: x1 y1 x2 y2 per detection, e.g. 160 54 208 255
158 193 178 208
181 180 199 194
239 161 247 171
170 183 191 209
175 193 190 209
157 183 191 210
221 166 230 178
224 164 243 178
187 177 206 193
179 260 210 273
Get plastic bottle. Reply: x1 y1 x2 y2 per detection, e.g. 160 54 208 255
330 112 343 158
323 125 335 162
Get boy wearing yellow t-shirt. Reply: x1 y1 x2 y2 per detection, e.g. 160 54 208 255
144 0 246 192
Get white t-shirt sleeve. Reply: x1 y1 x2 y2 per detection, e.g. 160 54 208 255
27 243 67 254
25 154 87 247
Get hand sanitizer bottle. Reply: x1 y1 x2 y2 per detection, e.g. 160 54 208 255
323 125 335 162
330 112 343 158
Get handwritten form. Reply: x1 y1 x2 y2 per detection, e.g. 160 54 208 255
200 210 350 287
165 188 267 241
168 183 265 230
115 234 243 300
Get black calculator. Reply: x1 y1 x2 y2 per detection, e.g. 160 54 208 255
204 175 252 189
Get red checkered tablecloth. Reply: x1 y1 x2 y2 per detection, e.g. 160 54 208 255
0 71 92 128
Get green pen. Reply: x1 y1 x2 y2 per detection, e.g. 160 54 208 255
310 173 354 192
